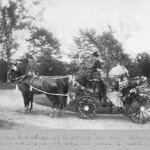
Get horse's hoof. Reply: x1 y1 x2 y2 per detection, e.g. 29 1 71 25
50 113 55 117
24 110 28 114
29 108 33 111
28 109 32 113
55 114 59 118
60 110 65 115
58 112 63 117
24 108 30 114
57 113 61 117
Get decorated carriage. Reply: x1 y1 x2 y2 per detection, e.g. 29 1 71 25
73 65 150 124
8 62 150 123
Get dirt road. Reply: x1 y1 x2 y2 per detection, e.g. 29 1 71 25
0 89 150 129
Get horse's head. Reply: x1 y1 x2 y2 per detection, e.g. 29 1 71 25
8 64 23 83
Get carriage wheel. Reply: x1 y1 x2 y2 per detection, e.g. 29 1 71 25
75 96 98 119
126 92 150 124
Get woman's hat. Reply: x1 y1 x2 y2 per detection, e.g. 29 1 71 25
92 52 99 57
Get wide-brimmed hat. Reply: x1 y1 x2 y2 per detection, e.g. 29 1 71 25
92 52 99 57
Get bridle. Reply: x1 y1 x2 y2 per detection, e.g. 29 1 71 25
10 70 29 84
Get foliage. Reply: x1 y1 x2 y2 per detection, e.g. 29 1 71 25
135 52 150 78
36 56 67 76
0 59 7 83
19 27 67 76
72 28 132 79
0 0 45 81
0 1 20 61
27 27 61 58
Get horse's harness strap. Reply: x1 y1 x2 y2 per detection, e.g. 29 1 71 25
52 75 70 79
89 79 99 81
15 75 25 81
29 77 36 91
29 85 69 96
17 75 70 97
29 75 72 96
15 74 28 84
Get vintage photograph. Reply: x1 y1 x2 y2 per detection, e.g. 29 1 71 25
0 0 150 130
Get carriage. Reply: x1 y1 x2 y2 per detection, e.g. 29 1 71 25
9 63 150 124
73 65 150 124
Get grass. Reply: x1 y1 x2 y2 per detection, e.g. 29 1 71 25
0 120 24 129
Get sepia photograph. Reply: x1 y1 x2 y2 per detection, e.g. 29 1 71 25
0 0 150 149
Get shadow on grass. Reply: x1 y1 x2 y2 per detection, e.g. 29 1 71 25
0 120 24 129
34 95 119 115
14 99 128 122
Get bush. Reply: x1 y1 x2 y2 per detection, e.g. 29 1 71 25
0 60 7 83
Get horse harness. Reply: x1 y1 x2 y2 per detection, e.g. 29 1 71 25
20 75 75 104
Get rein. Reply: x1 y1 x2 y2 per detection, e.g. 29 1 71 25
14 74 29 83
29 85 69 97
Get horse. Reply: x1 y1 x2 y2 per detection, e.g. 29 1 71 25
8 65 75 117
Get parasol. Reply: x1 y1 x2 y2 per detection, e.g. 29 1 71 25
109 64 129 78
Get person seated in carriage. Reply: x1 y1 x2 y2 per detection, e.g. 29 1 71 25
110 64 129 92
117 73 130 96
132 75 148 87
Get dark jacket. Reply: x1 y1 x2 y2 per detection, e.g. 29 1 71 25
91 58 102 73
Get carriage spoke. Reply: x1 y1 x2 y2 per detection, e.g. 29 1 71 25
132 111 140 117
75 96 97 119
143 111 150 121
126 93 150 123
141 112 146 123
143 113 148 122
144 109 150 113
136 112 140 123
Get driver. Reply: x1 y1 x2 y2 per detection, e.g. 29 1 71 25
91 52 102 73
89 52 107 106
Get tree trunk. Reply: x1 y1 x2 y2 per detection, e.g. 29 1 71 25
6 40 11 83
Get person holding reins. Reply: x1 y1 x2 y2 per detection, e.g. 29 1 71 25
89 51 107 107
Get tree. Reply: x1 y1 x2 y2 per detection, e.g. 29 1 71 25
25 27 66 75
0 0 45 81
0 1 20 69
28 27 61 58
0 59 7 83
72 28 131 80
36 56 67 76
135 52 150 78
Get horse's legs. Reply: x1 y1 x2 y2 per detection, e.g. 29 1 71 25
46 95 57 117
53 99 61 117
46 94 65 117
59 96 67 116
21 92 30 113
29 93 34 111
57 81 67 116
